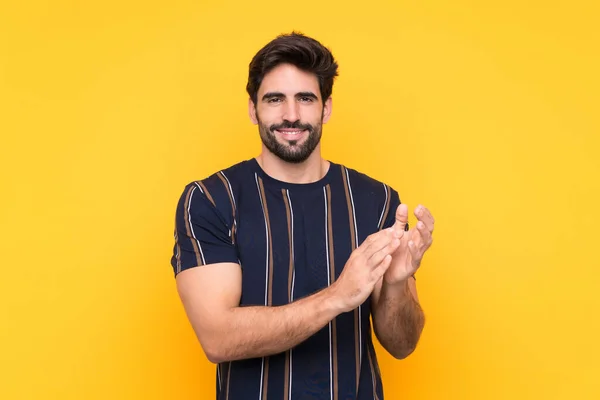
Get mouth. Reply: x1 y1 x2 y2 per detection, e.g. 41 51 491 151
274 129 308 141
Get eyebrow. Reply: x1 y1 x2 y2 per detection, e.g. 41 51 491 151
296 92 318 100
261 91 319 101
262 92 285 101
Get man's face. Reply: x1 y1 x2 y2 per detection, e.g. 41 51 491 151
249 63 332 163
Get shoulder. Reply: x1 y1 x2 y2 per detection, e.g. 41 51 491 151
337 162 399 200
193 160 252 194
179 160 254 225
184 160 254 201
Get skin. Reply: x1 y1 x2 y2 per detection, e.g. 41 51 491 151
176 63 433 363
249 63 333 184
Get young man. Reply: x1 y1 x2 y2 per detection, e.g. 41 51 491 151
171 32 434 400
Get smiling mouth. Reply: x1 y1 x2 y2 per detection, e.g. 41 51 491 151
275 129 307 140
275 129 305 134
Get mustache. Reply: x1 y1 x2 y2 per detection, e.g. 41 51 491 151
269 120 313 133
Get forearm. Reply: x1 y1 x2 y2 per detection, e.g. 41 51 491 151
204 287 341 363
373 278 425 359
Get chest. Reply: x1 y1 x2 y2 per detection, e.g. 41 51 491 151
233 185 380 307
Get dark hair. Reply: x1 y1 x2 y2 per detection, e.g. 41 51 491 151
246 32 339 105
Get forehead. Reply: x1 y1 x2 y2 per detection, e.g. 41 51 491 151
258 63 321 98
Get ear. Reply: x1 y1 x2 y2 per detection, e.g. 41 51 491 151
248 98 258 125
322 97 333 124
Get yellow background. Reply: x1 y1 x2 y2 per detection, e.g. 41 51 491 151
1 1 599 399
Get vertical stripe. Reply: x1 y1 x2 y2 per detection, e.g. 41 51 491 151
196 180 216 207
282 189 294 301
257 177 274 306
323 188 333 400
174 230 182 273
219 171 237 208
287 190 296 303
283 352 290 400
287 190 296 400
325 185 339 400
217 363 222 392
341 167 361 391
377 184 390 231
289 350 293 400
256 174 274 400
282 189 295 400
259 358 265 400
218 172 237 244
345 169 362 365
184 186 205 267
262 358 270 400
225 362 231 400
367 345 381 400
340 167 356 250
344 169 359 248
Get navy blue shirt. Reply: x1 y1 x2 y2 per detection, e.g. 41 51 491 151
171 158 402 400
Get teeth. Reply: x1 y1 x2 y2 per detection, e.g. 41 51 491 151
279 130 302 135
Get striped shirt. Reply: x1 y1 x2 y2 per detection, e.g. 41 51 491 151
171 158 402 400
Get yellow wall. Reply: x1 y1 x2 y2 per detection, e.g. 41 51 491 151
1 1 599 399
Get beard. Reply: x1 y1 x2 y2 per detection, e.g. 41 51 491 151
257 115 323 164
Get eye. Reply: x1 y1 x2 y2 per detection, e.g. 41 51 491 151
268 97 282 103
299 97 314 103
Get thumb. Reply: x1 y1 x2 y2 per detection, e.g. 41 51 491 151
394 204 409 235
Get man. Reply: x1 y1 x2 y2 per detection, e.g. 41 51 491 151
171 32 434 400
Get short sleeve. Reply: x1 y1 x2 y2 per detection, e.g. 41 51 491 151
170 183 239 277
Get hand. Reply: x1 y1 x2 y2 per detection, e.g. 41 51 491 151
331 227 402 312
384 204 435 285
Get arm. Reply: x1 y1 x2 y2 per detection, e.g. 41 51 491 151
176 228 401 364
371 198 434 359
176 262 342 364
371 276 424 359
172 182 400 363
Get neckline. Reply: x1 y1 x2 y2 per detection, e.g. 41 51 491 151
249 157 337 191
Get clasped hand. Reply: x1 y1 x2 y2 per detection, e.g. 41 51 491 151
384 204 435 285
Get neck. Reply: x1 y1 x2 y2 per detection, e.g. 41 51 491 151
256 146 329 184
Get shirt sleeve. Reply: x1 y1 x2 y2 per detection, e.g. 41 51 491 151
170 183 239 277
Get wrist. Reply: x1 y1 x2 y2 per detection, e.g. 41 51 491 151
382 276 412 299
322 282 348 315
383 273 411 288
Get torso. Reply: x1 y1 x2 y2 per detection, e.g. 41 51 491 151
196 158 395 400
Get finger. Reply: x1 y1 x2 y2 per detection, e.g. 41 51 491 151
414 205 435 233
415 220 433 249
368 237 401 267
371 254 393 281
394 204 409 235
360 227 394 255
408 240 422 269
404 228 421 250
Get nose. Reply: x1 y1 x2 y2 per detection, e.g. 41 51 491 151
282 100 300 123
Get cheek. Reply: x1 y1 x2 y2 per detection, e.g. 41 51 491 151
303 108 323 124
256 107 281 125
